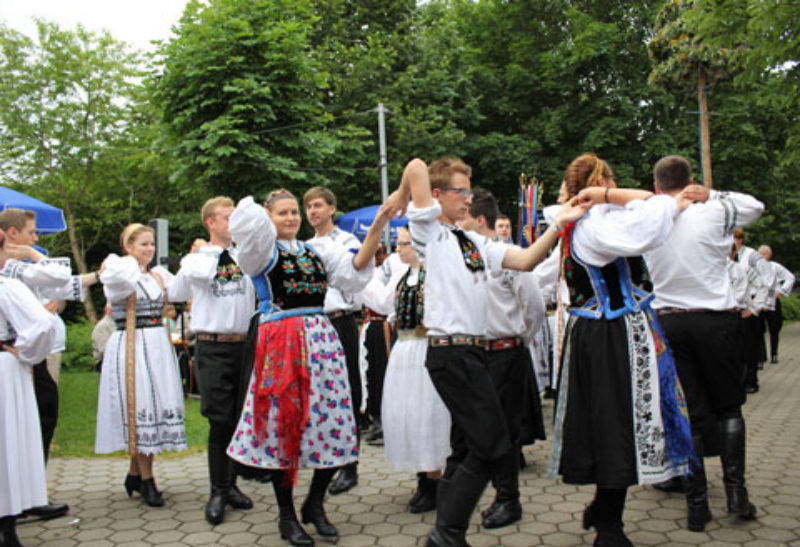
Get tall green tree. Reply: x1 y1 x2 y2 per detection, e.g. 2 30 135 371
0 21 149 322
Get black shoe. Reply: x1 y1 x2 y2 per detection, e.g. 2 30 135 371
227 485 253 510
409 478 437 514
124 474 141 497
300 499 338 538
23 503 70 520
652 477 685 493
481 499 521 529
365 421 383 444
594 529 633 547
327 466 357 495
770 356 778 364
141 478 164 507
687 504 712 532
582 503 596 531
481 498 500 520
409 473 426 508
279 515 315 546
205 489 227 525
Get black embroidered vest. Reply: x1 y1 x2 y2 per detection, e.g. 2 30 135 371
266 244 327 310
394 267 425 330
564 253 652 311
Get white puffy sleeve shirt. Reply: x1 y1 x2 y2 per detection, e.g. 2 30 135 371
1 258 84 302
0 277 58 365
571 195 678 268
100 254 173 304
407 201 507 336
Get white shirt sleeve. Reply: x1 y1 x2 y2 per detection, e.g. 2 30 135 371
773 261 795 296
515 270 546 342
708 190 764 234
229 196 278 276
168 251 218 302
2 258 85 301
100 254 142 303
407 202 444 248
0 278 58 365
308 238 374 296
571 195 679 267
533 244 561 304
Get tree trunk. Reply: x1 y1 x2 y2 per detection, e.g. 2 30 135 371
698 69 713 188
64 207 98 324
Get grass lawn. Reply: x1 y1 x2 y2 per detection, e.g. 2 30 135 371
51 370 209 459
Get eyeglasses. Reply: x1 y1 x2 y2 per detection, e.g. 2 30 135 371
442 187 473 199
396 242 411 247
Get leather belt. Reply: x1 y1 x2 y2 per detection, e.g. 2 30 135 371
656 307 737 316
363 308 387 322
196 332 247 343
486 336 524 352
428 335 486 348
327 310 358 320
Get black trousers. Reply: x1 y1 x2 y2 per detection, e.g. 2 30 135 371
194 339 246 435
425 345 510 478
741 315 762 389
363 320 390 421
330 314 363 429
763 299 783 359
33 360 58 463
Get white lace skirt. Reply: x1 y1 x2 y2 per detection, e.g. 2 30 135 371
0 354 47 516
381 334 451 472
95 326 187 455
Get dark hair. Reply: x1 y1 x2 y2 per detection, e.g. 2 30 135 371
496 213 510 222
563 154 613 199
469 188 499 228
654 155 692 192
428 156 472 192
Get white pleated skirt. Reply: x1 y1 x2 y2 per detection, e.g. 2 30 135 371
381 334 451 472
95 326 187 455
0 354 47 516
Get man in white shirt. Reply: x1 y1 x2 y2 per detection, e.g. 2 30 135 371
169 197 256 525
389 157 584 547
304 186 364 495
757 245 795 364
0 208 101 521
644 155 763 532
460 189 546 530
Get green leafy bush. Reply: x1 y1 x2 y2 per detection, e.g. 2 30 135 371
781 293 800 322
62 319 97 371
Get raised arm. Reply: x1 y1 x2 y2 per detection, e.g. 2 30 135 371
229 196 277 276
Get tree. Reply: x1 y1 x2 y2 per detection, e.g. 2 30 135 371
0 21 148 322
649 0 736 187
153 0 372 202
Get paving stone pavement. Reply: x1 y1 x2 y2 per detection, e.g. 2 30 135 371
18 323 800 546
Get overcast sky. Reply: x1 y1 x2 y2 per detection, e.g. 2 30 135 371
0 0 189 52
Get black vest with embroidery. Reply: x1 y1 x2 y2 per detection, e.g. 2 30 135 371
564 253 652 310
267 245 327 310
394 267 425 330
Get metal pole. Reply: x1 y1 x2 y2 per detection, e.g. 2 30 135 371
377 103 391 248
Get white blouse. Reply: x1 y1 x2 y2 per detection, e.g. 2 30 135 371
0 277 58 365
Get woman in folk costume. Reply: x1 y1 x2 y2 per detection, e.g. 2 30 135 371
226 190 399 546
548 154 695 547
380 226 451 514
95 224 187 507
0 231 58 547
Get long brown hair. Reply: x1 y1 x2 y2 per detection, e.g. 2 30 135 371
563 153 613 199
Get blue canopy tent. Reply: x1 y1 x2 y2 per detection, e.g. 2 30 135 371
0 186 66 234
334 204 408 246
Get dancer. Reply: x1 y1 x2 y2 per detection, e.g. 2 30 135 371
757 245 795 364
643 155 764 531
389 157 586 547
226 190 398 546
169 196 256 525
0 230 59 547
380 226 451 514
549 153 695 546
96 223 187 507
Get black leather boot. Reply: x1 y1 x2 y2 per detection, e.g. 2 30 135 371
227 476 253 510
481 449 521 529
1 516 22 547
278 505 314 546
683 434 712 532
301 473 338 539
426 466 488 547
205 444 229 524
409 473 426 508
719 416 757 519
410 476 438 514
124 474 142 498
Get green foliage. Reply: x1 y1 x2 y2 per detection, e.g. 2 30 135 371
781 294 800 323
62 319 96 372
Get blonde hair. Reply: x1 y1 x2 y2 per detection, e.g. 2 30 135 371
428 156 472 191
201 196 234 224
120 223 154 254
